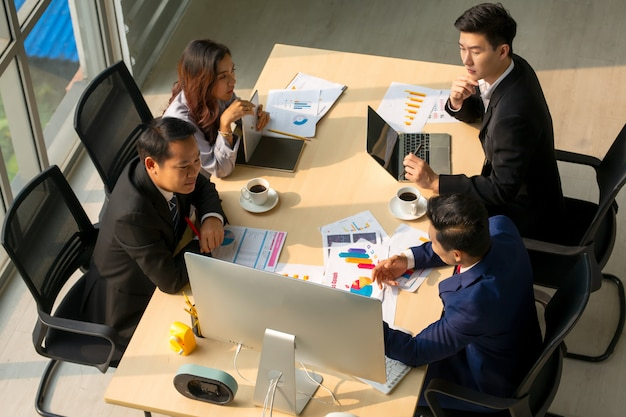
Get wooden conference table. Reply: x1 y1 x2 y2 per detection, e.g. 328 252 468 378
104 44 483 417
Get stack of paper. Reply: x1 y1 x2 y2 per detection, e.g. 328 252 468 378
262 72 346 139
319 211 431 294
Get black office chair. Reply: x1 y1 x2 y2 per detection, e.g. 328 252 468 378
414 253 592 417
523 124 626 362
1 165 126 417
74 60 153 215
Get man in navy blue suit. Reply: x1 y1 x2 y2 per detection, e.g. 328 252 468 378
372 193 542 413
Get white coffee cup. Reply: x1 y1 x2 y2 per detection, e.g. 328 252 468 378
241 178 270 205
395 186 421 216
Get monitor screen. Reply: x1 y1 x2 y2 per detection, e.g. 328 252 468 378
184 253 387 414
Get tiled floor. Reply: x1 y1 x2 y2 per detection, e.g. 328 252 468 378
1 1 626 416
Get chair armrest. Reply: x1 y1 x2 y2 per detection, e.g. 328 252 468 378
522 237 588 257
556 149 601 169
34 310 122 372
424 378 520 416
37 310 120 344
534 288 552 307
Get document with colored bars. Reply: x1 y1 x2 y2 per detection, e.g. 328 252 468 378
376 81 459 133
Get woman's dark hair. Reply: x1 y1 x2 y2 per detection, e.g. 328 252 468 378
168 39 231 144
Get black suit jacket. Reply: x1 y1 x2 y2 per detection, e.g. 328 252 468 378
443 55 564 239
81 157 226 342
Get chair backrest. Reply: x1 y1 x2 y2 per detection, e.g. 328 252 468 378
581 123 626 246
1 165 98 314
516 253 591 414
74 60 153 194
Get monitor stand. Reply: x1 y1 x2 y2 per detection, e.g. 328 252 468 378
253 329 322 415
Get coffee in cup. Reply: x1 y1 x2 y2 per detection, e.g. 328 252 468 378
241 178 270 205
395 186 421 216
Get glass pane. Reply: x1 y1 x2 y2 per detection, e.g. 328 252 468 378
14 0 25 13
24 0 79 133
15 0 37 25
0 94 18 184
0 4 10 54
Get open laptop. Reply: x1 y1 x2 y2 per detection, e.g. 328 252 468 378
235 91 306 172
366 106 451 181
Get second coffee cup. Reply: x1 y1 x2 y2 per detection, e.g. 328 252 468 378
241 178 270 205
395 186 421 216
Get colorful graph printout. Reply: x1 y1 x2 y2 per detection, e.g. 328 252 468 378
285 72 346 119
320 210 389 261
322 239 398 323
210 225 286 272
427 89 462 124
377 82 438 134
262 88 320 137
322 240 385 301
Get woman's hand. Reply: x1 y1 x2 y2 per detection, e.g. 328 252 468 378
256 104 270 131
221 99 255 129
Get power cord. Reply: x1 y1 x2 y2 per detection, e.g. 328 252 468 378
262 371 282 417
298 361 341 406
233 343 254 383
233 345 342 413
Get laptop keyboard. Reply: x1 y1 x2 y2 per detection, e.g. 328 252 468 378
357 356 412 395
403 133 430 161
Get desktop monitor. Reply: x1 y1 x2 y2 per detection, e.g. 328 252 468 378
184 253 387 415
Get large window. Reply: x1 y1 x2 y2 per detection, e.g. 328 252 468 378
0 0 104 285
24 0 79 140
0 0 187 287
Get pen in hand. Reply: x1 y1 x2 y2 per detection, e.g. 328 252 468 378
402 143 423 180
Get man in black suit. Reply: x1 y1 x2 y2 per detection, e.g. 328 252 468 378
81 117 227 345
403 2 564 239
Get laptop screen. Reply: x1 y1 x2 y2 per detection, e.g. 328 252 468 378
367 106 401 180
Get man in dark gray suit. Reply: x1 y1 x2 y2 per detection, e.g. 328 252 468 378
403 2 564 240
81 117 227 346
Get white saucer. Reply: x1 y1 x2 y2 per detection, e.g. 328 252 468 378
388 195 427 220
240 188 279 213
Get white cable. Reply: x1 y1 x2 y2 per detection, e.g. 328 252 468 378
298 362 341 406
233 343 254 383
262 372 282 417
268 374 280 416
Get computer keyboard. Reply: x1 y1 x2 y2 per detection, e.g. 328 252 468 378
404 133 430 161
357 356 412 394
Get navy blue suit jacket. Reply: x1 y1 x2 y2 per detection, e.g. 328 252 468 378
384 216 542 411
